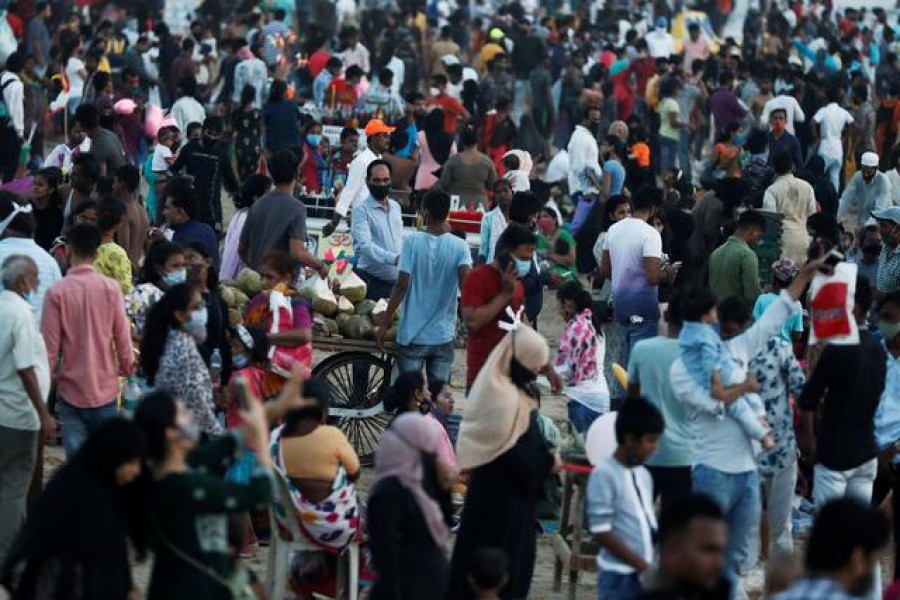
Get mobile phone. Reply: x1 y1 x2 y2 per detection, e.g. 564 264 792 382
234 376 253 412
824 249 843 268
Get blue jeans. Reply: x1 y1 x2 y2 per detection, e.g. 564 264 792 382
624 319 659 365
56 398 118 459
692 464 761 597
597 571 643 600
396 341 455 386
659 136 679 173
567 400 601 434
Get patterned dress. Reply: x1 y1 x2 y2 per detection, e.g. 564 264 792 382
749 336 806 478
155 329 222 436
233 106 262 183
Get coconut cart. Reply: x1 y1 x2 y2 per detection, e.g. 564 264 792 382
311 335 397 465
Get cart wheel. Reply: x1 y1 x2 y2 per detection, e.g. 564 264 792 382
312 351 392 465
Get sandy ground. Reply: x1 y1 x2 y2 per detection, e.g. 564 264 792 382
26 290 598 600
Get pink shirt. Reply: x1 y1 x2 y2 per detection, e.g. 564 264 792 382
682 36 712 70
41 264 134 408
427 413 458 476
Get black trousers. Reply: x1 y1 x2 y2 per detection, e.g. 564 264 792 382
648 465 693 514
872 462 900 578
0 127 20 183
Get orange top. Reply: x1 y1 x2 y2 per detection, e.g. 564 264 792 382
632 142 651 168
281 425 360 481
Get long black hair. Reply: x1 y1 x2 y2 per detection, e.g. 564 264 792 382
185 241 220 291
133 389 178 464
140 283 195 384
384 370 426 415
424 108 454 165
140 240 184 286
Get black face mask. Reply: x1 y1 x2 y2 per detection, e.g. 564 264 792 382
368 183 391 200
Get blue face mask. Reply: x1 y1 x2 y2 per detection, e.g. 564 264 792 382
22 290 34 305
186 306 208 331
161 268 187 287
514 257 532 277
307 134 322 147
734 133 746 146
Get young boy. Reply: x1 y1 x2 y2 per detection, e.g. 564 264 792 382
467 547 509 600
588 397 664 600
151 125 180 179
679 288 773 451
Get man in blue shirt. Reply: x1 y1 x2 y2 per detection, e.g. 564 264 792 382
161 177 220 267
377 189 472 386
350 160 403 300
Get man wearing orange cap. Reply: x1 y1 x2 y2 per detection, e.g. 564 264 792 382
325 118 394 236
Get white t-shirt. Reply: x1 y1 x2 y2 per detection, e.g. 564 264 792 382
814 102 854 160
602 217 663 321
761 95 806 134
152 144 173 173
66 56 86 98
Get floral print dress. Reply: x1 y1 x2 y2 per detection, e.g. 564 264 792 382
155 329 222 436
749 336 806 478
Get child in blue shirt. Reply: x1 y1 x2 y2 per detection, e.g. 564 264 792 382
587 397 664 600
679 288 774 451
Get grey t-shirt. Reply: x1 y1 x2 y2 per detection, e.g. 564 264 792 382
91 128 126 174
240 190 308 270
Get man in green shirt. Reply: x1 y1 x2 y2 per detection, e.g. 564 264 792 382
708 210 766 306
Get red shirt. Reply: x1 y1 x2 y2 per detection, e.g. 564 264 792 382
461 264 524 387
430 94 467 134
308 49 331 78
630 57 656 97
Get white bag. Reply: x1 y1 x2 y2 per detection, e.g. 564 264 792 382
808 261 859 346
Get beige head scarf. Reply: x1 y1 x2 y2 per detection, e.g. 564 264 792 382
456 312 550 470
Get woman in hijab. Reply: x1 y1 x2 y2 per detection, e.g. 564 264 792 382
415 108 457 194
367 412 453 600
447 319 560 600
1 418 147 600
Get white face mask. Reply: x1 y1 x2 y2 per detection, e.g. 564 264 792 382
429 86 441 96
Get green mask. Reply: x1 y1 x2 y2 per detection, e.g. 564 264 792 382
879 319 900 344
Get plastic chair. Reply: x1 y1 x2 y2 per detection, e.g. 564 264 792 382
267 469 359 600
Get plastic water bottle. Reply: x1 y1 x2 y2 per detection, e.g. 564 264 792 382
123 377 142 418
210 348 222 385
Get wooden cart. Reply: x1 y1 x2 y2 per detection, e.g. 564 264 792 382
310 336 397 464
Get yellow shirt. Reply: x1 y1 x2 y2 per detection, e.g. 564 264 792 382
94 242 133 294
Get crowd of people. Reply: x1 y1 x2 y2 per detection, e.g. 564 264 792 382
5 0 900 599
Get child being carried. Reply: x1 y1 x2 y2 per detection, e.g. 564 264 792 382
678 289 774 452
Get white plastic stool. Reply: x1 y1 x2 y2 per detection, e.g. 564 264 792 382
266 469 359 600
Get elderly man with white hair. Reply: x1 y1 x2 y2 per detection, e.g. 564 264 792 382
0 254 54 566
838 152 894 230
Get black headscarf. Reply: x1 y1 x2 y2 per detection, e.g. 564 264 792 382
424 108 455 165
1 418 148 600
